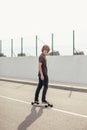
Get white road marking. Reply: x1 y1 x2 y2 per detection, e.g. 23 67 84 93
0 95 31 105
0 95 87 119
52 108 87 119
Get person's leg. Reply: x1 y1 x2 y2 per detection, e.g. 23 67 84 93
34 76 43 102
42 75 48 102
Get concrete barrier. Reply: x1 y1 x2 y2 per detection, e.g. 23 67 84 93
0 56 38 80
0 56 87 85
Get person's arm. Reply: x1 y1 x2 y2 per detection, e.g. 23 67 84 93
39 62 44 80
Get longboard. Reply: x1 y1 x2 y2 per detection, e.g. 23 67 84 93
31 102 53 108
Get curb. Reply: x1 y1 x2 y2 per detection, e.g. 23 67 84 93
0 78 87 93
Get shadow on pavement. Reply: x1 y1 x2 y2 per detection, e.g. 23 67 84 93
68 90 72 98
18 106 44 130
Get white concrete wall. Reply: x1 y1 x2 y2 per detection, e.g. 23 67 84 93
0 56 38 80
0 56 87 84
47 56 87 84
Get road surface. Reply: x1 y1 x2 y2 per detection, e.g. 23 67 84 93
0 81 87 130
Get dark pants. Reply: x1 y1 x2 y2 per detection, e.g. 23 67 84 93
35 74 48 102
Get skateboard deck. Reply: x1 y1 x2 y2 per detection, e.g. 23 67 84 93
31 102 53 108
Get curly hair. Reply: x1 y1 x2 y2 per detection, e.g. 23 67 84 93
41 45 50 53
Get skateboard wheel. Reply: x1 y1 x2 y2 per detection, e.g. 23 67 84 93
45 105 48 108
48 104 53 107
31 102 34 105
50 104 53 107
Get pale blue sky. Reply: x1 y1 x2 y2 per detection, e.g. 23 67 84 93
0 0 87 56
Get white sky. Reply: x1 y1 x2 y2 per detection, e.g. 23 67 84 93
0 0 87 56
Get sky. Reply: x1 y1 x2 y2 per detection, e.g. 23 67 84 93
0 0 87 56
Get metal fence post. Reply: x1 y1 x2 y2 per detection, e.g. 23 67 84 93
11 39 13 57
73 30 75 55
36 35 38 56
21 37 23 54
52 33 54 55
0 40 2 53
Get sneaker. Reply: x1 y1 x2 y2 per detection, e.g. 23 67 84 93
34 100 39 104
42 100 49 104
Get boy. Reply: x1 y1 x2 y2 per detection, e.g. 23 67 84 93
34 45 50 104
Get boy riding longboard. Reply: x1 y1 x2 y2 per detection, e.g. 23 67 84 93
31 45 53 108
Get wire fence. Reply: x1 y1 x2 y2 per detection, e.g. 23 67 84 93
0 31 87 57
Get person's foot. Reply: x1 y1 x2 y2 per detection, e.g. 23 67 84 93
42 100 49 104
34 100 39 104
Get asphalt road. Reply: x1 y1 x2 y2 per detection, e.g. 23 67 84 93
0 81 87 130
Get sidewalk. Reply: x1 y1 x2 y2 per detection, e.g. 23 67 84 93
0 77 87 93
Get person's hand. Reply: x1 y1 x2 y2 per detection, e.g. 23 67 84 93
41 74 44 80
